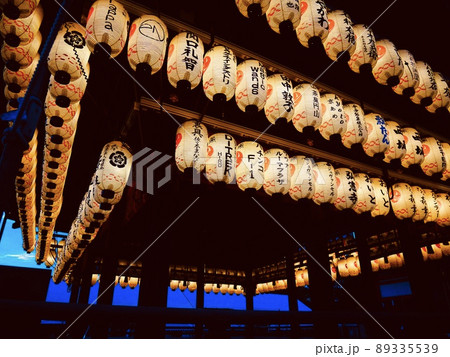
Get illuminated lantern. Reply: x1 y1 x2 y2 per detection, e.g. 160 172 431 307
401 127 423 168
235 0 270 18
4 84 25 100
228 285 235 295
377 257 390 270
372 39 403 87
428 244 443 261
266 0 300 35
441 143 450 181
371 260 379 272
256 283 264 293
236 141 264 191
423 189 439 223
204 283 213 293
264 74 294 124
0 0 40 19
188 281 197 292
387 254 398 269
91 274 100 286
175 120 208 173
392 50 419 97
299 269 309 286
235 285 244 295
333 168 357 211
212 284 220 294
45 112 79 140
411 186 428 222
169 280 179 291
220 284 228 295
295 270 305 287
167 31 204 91
48 66 90 105
45 129 75 153
330 264 337 280
383 121 406 163
420 137 446 176
292 83 322 133
352 173 375 214
312 161 337 205
337 258 349 278
44 91 80 122
362 113 389 157
202 45 237 103
295 0 328 48
389 183 415 220
205 133 236 184
348 24 377 74
441 242 450 256
323 10 355 61
235 59 267 113
1 30 41 70
319 93 346 140
119 276 128 288
289 155 315 200
341 103 367 149
178 281 187 291
128 277 139 289
421 246 428 261
426 72 450 114
263 148 290 195
85 0 129 58
436 193 450 227
0 4 42 47
370 178 390 217
410 61 437 107
347 256 360 276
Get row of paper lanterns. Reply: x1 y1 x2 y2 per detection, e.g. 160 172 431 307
421 243 450 262
371 253 405 272
169 280 246 295
235 1 450 114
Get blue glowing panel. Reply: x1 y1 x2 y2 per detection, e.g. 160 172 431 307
380 281 412 298
167 288 196 309
112 284 140 306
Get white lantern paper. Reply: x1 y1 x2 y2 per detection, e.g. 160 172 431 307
3 54 38 89
390 183 415 220
205 133 236 184
236 141 264 191
436 193 450 227
44 91 80 122
330 264 337 280
188 281 197 292
428 244 443 261
348 24 377 73
352 173 375 214
341 103 367 148
295 0 328 48
337 259 349 278
0 0 40 19
401 127 424 168
410 61 437 106
1 30 41 69
266 0 300 34
178 281 187 291
264 74 294 124
204 283 213 293
263 148 290 195
235 59 267 113
48 65 90 104
312 161 337 205
220 284 228 295
441 242 450 256
235 0 270 18
289 155 315 200
370 178 390 217
295 270 305 287
423 189 439 223
323 10 355 61
392 50 419 96
377 257 390 270
411 186 428 222
0 5 43 46
45 111 79 140
372 39 403 86
362 113 389 157
319 93 346 140
383 121 406 163
347 256 360 276
441 142 450 181
292 83 322 132
333 168 357 210
128 277 139 289
175 120 208 173
426 72 450 114
420 137 446 176
371 260 379 272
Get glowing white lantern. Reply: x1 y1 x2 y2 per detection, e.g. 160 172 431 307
295 270 305 287
333 168 357 210
387 254 398 269
420 137 446 176
348 24 377 74
342 103 367 148
175 120 208 173
205 133 236 184
236 141 264 191
204 283 213 293
4 84 25 100
383 121 406 163
128 277 138 289
441 242 450 256
1 30 41 70
352 173 375 214
370 178 390 217
436 193 450 227
235 0 270 18
347 256 360 276
45 112 79 140
167 31 204 91
235 285 244 295
295 0 328 48
390 183 416 220
441 143 450 181
411 186 428 222
410 61 437 106
0 0 40 19
323 10 355 61
202 45 237 102
362 113 389 157
0 5 43 47
178 281 187 291
264 74 294 124
188 281 197 292
423 189 439 223
3 54 38 90
220 284 229 295
371 260 379 272
266 0 300 35
228 285 235 295
263 148 290 195
377 257 390 270
401 127 424 168
212 284 220 294
428 244 443 261
118 276 128 288
44 91 80 122
292 83 322 133
330 264 337 280
319 93 346 140
426 72 450 114
372 39 403 87
85 0 129 58
48 65 90 105
289 155 315 200
337 258 349 278
235 59 267 113
392 50 419 97
91 274 100 286
312 161 337 205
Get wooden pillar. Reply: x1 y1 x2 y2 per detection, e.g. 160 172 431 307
286 250 300 337
78 254 95 304
195 262 205 337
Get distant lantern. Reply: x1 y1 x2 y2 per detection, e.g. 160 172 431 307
178 281 187 291
235 0 270 18
263 148 290 196
127 15 168 76
204 283 213 293
228 285 235 295
330 264 337 280
220 284 228 295
319 93 346 140
205 133 236 184
235 141 264 191
44 91 80 122
323 10 355 61
212 284 220 294
362 113 389 157
91 274 100 286
401 127 424 168
295 0 328 48
292 83 322 133
423 189 439 223
312 161 337 205
48 64 90 105
264 74 294 124
352 173 375 214
128 277 139 289
295 270 304 287
337 258 349 278
236 285 244 295
420 137 446 176
0 0 40 19
348 24 377 74
347 256 360 276
202 45 237 103
410 61 437 107
188 281 197 292
411 186 428 222
333 168 357 211
341 103 367 149
441 143 450 181
0 4 43 47
377 257 390 270
370 178 390 217
235 59 267 113
428 244 443 261
266 0 301 35
3 54 38 90
387 254 398 269
299 269 309 286
1 30 41 70
436 193 450 227
390 183 416 220
426 72 450 114
392 50 419 97
4 84 25 100
289 155 315 200
372 39 403 87
175 120 208 173
167 31 204 91
371 260 379 272
383 121 406 163
441 242 450 256
85 0 130 58
119 276 128 288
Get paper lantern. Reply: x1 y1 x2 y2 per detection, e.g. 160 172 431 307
235 59 267 113
295 269 305 287
319 93 346 140
348 24 377 74
44 91 80 122
372 39 403 86
292 83 322 133
330 264 337 280
167 31 204 91
295 0 328 48
204 283 213 293
178 281 187 291
48 65 90 105
347 256 360 276
0 5 42 48
236 141 264 191
91 274 100 286
266 0 300 34
352 173 375 214
370 179 391 217
436 193 450 227
333 168 357 210
4 84 25 100
188 281 197 292
45 111 79 141
426 72 450 114
392 50 419 97
428 244 443 261
387 254 399 269
390 183 415 220
220 284 229 295
289 155 315 200
1 30 41 70
410 61 437 107
401 127 424 168
263 148 290 195
441 143 450 181
323 10 355 61
341 103 367 148
0 0 40 19
362 113 389 157
202 45 237 102
423 189 439 223
337 258 349 278
383 121 406 163
411 186 428 222
175 120 208 173
377 257 390 270
205 133 236 184
371 260 379 272
420 137 445 176
3 54 38 90
312 161 337 205
441 242 450 257
235 285 244 295
227 285 236 295
299 269 309 286
421 246 428 261
85 0 129 58
264 74 294 124
127 277 138 289
235 0 270 18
